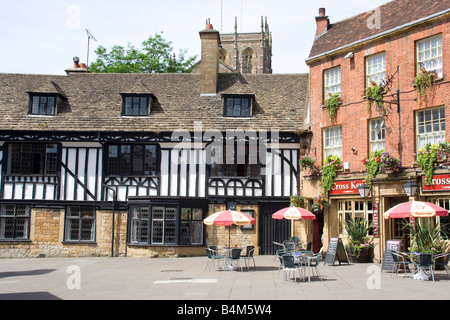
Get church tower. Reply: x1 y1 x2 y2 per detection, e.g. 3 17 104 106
219 17 273 74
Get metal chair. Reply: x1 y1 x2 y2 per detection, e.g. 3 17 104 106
281 254 302 283
230 248 243 272
390 251 411 277
241 246 256 270
434 252 450 279
413 253 435 281
205 248 225 271
306 253 323 281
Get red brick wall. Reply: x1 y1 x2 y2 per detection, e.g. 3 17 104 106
307 19 449 174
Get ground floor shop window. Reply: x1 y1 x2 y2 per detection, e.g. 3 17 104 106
0 204 30 240
129 205 204 246
337 200 373 236
64 206 96 242
435 198 450 237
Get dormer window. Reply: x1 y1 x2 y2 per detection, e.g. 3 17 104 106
122 94 152 116
223 95 253 117
29 93 58 115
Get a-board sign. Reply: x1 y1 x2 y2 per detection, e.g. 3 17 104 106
381 239 402 271
324 237 349 265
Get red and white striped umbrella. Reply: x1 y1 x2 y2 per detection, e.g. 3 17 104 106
383 201 448 219
204 210 256 247
204 210 256 226
272 207 316 220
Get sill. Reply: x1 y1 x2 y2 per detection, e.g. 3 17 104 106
62 241 97 245
127 243 204 247
0 239 31 243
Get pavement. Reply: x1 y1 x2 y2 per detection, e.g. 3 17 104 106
0 254 448 302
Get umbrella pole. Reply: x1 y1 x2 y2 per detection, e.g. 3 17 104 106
229 226 231 247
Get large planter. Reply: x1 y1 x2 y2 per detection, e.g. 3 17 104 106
346 246 371 263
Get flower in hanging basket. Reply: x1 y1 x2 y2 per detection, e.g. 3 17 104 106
299 155 316 170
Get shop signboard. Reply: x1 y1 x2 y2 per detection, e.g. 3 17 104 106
422 174 450 192
330 179 365 196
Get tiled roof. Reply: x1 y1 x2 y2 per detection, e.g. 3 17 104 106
0 72 309 133
308 0 450 61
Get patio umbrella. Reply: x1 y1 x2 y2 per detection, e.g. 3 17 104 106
204 210 256 247
272 207 316 221
272 206 315 239
383 201 449 219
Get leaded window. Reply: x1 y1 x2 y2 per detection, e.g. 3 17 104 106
7 143 59 176
0 204 30 240
224 95 252 117
122 95 150 116
180 208 203 245
64 206 96 242
29 94 57 115
128 205 204 246
107 144 158 176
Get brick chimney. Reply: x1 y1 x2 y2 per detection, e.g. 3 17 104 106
199 20 221 96
315 8 330 38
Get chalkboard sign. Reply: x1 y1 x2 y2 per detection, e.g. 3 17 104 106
324 237 349 265
381 239 401 272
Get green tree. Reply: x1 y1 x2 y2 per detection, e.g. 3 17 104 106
89 32 197 74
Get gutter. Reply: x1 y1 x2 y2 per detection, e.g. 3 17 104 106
305 8 450 64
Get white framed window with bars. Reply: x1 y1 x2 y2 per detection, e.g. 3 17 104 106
416 106 446 151
64 206 96 242
323 126 342 160
434 198 450 237
366 52 386 86
369 119 385 154
416 34 443 78
338 200 373 237
324 66 341 99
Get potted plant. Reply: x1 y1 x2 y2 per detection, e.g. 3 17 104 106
290 195 307 208
312 194 329 212
299 155 315 170
321 155 342 193
414 68 437 106
344 216 373 263
362 150 402 186
417 141 450 186
324 93 341 123
403 218 447 267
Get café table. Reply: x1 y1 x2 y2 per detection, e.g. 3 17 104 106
221 247 242 271
404 252 435 281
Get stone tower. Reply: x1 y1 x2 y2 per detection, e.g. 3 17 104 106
219 17 272 74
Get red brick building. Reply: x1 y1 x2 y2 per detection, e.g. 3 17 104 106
303 0 449 261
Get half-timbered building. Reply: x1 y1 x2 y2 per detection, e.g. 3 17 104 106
0 23 309 258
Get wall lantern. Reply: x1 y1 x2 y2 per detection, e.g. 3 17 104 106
357 183 371 198
403 179 419 197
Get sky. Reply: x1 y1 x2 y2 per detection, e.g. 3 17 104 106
0 0 390 75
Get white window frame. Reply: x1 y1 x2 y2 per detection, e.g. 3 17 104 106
369 119 385 154
416 106 446 151
323 126 342 160
416 34 443 78
338 200 373 236
366 52 386 86
324 66 341 99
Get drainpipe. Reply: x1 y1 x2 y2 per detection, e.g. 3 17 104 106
103 184 116 257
